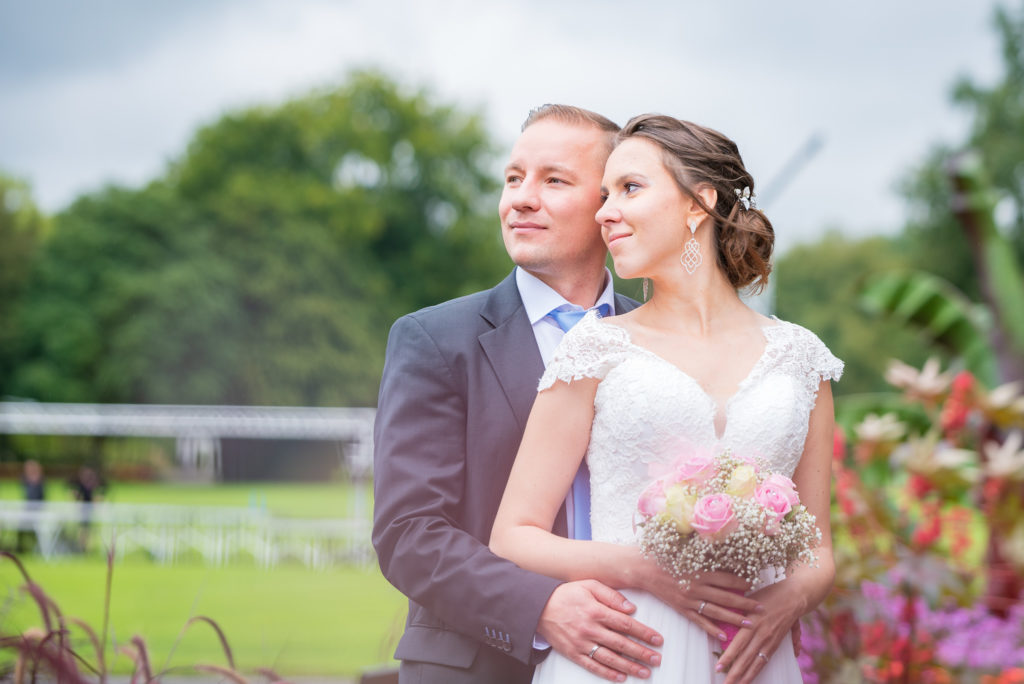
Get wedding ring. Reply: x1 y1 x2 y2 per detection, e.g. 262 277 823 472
697 600 707 616
757 652 769 662
588 645 601 659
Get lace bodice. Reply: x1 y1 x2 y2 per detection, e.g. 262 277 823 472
538 311 843 545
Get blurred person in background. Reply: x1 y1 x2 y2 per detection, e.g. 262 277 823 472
16 459 46 553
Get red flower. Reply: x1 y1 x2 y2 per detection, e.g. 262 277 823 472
860 620 889 656
940 370 975 439
908 473 935 498
951 370 975 394
911 503 943 550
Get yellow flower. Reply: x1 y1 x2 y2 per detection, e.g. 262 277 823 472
726 465 757 498
662 484 697 534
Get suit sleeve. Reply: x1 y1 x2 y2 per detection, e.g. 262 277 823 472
372 314 562 665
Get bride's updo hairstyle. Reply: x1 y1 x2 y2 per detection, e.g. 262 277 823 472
616 114 774 293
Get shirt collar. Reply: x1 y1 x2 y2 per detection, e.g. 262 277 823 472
515 266 615 326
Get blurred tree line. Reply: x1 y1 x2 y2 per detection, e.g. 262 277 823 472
1 2 1023 417
0 71 509 409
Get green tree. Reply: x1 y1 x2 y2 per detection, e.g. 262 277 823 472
10 183 245 403
8 70 509 407
0 174 48 398
774 231 929 395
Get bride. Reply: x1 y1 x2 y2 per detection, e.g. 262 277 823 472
490 114 841 684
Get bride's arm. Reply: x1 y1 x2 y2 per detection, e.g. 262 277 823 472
716 380 838 684
490 377 637 583
491 378 761 633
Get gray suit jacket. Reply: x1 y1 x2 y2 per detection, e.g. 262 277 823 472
372 271 638 683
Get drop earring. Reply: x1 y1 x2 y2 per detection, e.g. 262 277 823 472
680 219 702 274
642 278 650 301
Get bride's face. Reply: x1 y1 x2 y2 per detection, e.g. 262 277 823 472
597 137 692 280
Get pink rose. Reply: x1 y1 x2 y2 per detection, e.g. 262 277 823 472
691 494 738 539
755 475 800 536
673 452 718 485
637 478 667 517
763 473 799 507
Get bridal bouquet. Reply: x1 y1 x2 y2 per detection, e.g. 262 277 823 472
635 449 821 591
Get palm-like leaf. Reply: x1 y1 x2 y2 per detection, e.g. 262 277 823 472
860 270 997 385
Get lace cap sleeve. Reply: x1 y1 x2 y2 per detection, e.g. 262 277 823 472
538 311 630 391
795 323 844 384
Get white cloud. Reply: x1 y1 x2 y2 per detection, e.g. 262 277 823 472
0 0 1005 252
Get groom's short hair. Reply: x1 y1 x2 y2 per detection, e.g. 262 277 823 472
521 104 619 135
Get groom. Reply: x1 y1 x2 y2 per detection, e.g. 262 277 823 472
372 105 663 684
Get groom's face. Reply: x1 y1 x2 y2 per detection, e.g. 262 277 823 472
499 119 611 279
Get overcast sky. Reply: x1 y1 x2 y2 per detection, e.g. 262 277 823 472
0 0 1007 253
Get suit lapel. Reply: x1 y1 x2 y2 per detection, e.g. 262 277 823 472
478 273 544 431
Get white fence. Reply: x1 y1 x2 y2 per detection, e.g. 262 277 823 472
0 501 373 569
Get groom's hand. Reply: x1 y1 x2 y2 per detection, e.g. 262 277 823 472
537 579 662 682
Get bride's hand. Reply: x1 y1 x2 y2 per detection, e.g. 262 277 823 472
629 553 762 639
715 580 803 684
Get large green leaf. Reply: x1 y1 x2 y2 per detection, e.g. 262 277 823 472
859 270 997 385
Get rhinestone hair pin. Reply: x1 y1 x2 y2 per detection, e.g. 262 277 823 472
734 186 758 210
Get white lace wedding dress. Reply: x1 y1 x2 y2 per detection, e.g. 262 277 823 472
532 311 843 684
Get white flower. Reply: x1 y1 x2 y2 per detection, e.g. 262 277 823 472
984 430 1024 480
854 412 907 443
885 357 953 402
894 434 979 484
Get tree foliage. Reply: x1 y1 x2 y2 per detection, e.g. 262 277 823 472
0 174 48 397
5 70 509 407
900 2 1024 295
774 232 929 395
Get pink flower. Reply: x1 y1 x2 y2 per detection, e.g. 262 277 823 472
672 452 718 485
762 473 799 507
637 478 667 517
691 494 737 539
755 474 800 536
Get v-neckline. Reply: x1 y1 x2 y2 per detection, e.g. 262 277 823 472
602 318 782 441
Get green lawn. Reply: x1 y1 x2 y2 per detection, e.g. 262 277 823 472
0 480 405 678
1 556 406 678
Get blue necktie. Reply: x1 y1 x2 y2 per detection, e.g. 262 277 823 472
548 302 611 540
548 303 611 333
